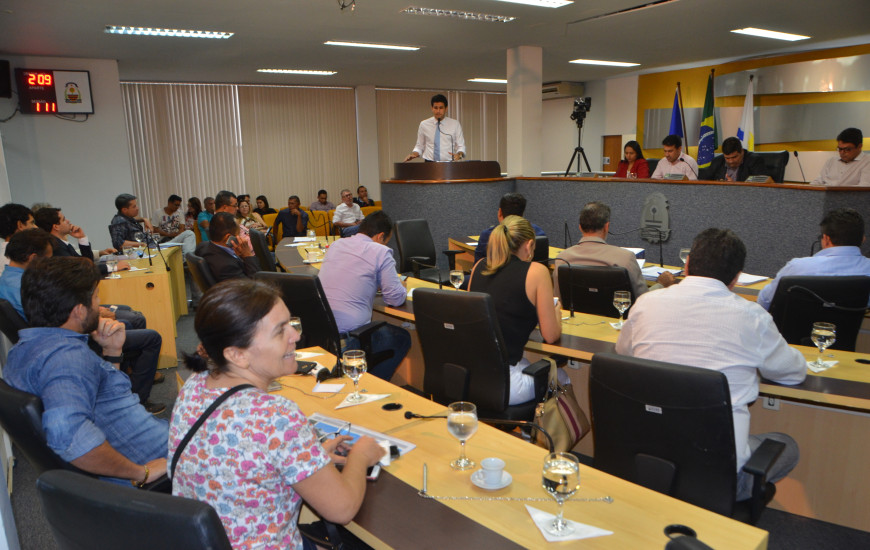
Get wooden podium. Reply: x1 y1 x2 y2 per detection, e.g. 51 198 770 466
392 160 501 181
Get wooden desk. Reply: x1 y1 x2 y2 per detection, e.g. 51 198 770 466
274 237 333 273
98 246 187 368
278 348 768 549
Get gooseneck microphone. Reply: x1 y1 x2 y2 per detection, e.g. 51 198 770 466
550 257 574 318
437 123 456 161
794 151 807 183
679 157 698 179
404 411 447 420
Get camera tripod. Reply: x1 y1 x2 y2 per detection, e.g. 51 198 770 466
564 126 591 176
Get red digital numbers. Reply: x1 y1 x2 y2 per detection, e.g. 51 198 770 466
26 72 53 87
34 101 57 113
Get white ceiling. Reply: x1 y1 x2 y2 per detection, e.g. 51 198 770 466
2 0 869 90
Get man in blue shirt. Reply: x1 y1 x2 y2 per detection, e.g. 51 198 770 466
0 228 53 316
273 195 309 242
758 208 870 310
3 257 168 486
474 193 546 264
197 196 216 242
319 210 410 381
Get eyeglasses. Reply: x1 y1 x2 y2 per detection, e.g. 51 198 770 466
837 146 856 153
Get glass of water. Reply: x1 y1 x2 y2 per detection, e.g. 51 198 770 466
542 452 580 536
342 350 367 403
613 290 631 328
679 248 691 265
289 317 302 338
123 245 133 259
307 229 316 239
106 255 120 279
811 322 836 368
449 270 464 289
447 401 478 470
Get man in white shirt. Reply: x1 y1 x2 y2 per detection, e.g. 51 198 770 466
332 189 364 238
404 94 466 162
150 194 196 254
615 228 806 500
650 134 698 180
811 127 870 187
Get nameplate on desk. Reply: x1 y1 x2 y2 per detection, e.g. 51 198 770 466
745 175 774 183
663 173 688 180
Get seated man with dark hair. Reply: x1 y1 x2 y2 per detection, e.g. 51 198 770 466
35 206 125 277
309 189 335 212
0 228 54 315
699 136 770 182
3 257 168 485
650 134 698 180
758 208 870 310
274 195 309 240
150 194 197 254
109 193 154 251
0 202 37 276
319 210 411 381
812 127 870 186
615 228 806 501
474 193 546 264
195 212 259 282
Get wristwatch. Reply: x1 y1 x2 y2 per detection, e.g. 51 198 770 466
103 354 124 363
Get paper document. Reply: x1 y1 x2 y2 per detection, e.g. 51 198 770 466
736 273 767 286
641 266 681 281
308 412 416 460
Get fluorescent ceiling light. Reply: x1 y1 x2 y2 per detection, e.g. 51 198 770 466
731 27 810 41
468 78 508 84
570 58 640 67
402 6 515 23
105 25 233 39
495 0 573 7
257 69 336 75
325 40 419 51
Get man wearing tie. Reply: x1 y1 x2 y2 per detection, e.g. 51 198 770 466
404 94 466 162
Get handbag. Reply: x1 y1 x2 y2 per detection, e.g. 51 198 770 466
533 359 590 453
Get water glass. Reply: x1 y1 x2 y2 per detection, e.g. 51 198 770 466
542 452 580 536
449 270 464 289
447 401 478 470
342 350 367 403
106 255 121 279
613 290 631 328
811 322 836 368
679 248 691 265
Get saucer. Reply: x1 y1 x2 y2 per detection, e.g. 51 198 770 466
471 469 512 490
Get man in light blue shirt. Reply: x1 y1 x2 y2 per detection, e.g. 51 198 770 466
758 208 870 310
318 210 410 381
0 228 53 317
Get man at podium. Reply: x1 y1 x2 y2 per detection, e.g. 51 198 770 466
404 94 466 162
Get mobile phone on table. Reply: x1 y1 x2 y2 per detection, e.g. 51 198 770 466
366 464 381 481
296 361 317 375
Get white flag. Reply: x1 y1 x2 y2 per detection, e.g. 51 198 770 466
736 78 755 151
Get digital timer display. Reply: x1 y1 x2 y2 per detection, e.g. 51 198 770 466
14 68 94 115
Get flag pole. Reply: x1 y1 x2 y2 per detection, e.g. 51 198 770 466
676 81 687 142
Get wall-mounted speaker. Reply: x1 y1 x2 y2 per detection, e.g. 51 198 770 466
0 60 11 98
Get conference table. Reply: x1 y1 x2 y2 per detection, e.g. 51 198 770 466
277 347 769 549
98 244 187 368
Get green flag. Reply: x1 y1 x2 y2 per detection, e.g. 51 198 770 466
697 71 718 168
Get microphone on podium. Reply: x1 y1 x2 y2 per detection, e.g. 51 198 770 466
679 157 698 179
793 151 807 183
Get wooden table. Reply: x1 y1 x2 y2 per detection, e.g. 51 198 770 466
98 245 187 368
277 348 768 549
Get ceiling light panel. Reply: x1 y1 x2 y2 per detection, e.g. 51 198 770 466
468 78 508 83
569 59 640 67
402 6 515 23
495 0 573 8
731 27 810 41
257 69 336 75
105 26 233 39
325 40 420 51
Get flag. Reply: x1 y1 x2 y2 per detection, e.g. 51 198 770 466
736 77 755 151
668 87 683 138
697 71 718 168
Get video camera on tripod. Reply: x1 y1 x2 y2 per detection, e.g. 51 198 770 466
570 96 591 127
564 96 593 175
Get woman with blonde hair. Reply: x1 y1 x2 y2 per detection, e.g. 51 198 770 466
468 215 565 404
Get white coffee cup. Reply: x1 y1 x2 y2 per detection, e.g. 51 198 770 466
480 457 505 486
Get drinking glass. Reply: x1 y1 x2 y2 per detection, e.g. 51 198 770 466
679 248 691 265
811 322 836 368
447 402 478 470
342 350 367 403
307 229 316 239
449 270 464 289
106 255 120 279
613 290 631 328
542 452 580 536
289 317 302 338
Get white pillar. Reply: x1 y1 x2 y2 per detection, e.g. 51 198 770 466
354 85 380 198
506 46 542 177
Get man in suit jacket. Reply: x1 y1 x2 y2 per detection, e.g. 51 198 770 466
35 207 127 277
195 212 259 283
699 136 769 182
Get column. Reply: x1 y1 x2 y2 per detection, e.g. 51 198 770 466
354 85 380 198
506 46 542 177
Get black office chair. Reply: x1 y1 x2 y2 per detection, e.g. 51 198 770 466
557 265 635 318
0 378 169 492
413 288 549 420
645 158 659 176
754 150 789 183
0 298 28 343
185 252 217 293
589 353 784 524
36 470 232 550
253 272 391 373
532 235 550 265
394 219 461 284
767 275 870 351
248 229 278 272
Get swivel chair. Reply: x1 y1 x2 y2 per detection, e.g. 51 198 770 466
394 219 461 284
557 265 635 318
37 470 232 550
754 150 789 183
767 275 870 351
249 229 278 272
589 353 784 524
413 288 549 420
0 297 28 343
185 252 217 294
532 235 550 265
645 158 660 176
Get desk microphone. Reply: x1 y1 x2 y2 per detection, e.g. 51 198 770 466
437 124 456 161
550 257 574 318
404 411 447 420
793 151 807 183
679 157 698 179
563 221 572 249
410 257 443 289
